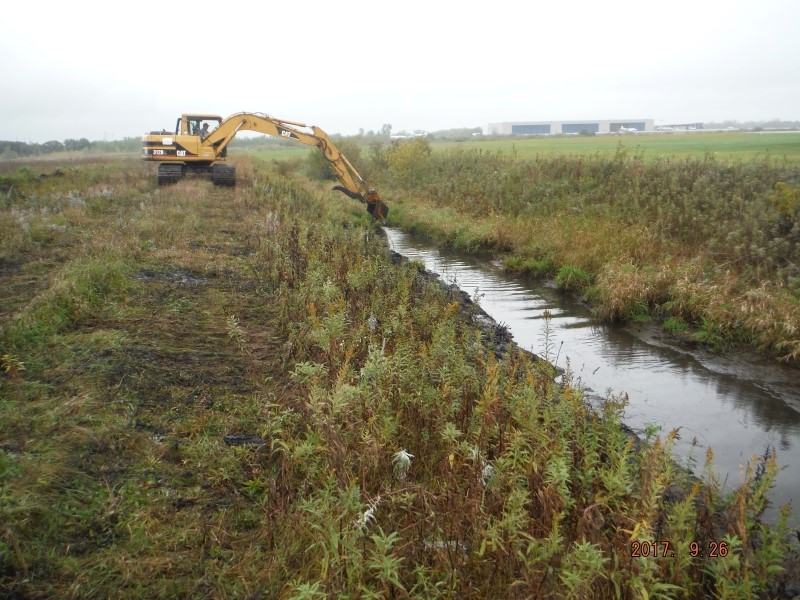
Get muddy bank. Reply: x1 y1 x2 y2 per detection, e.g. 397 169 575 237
624 320 800 415
390 249 523 362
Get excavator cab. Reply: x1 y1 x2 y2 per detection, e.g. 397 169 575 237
177 115 221 137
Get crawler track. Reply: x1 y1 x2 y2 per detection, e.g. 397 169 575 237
157 163 183 185
212 164 236 187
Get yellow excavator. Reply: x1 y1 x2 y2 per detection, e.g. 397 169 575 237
141 112 388 220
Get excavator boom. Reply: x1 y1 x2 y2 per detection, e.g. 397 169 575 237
142 112 388 220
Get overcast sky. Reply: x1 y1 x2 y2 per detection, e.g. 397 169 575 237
2 0 799 143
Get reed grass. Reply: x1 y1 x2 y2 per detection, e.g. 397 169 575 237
373 142 800 361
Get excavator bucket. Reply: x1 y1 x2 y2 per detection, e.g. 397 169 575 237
333 185 389 221
368 200 389 221
363 188 389 221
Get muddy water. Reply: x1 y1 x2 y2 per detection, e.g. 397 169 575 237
383 227 800 524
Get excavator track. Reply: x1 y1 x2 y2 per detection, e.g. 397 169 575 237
157 163 184 185
212 164 236 187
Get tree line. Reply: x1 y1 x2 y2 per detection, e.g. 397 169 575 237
0 123 489 161
0 137 141 159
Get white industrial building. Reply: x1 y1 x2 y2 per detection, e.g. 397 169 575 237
488 119 655 135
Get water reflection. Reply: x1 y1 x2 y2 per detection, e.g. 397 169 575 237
384 227 800 523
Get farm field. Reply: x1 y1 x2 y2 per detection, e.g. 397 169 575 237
2 156 798 597
435 131 800 164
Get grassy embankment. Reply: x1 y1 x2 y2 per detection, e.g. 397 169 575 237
366 136 800 362
1 158 798 598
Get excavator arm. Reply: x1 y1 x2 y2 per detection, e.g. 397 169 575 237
204 112 388 220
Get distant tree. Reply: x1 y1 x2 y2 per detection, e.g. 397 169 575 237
704 118 800 130
42 140 65 153
426 126 482 140
88 137 139 153
380 123 392 138
0 141 41 157
63 138 91 152
385 138 431 187
368 142 389 175
0 146 19 160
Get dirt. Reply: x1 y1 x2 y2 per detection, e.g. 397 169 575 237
132 268 210 286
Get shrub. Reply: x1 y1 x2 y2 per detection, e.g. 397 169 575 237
385 138 432 187
274 157 304 177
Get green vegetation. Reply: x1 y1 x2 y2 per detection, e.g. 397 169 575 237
231 143 312 162
663 316 689 335
1 157 798 597
434 132 800 164
556 264 592 293
505 255 554 278
0 138 141 159
369 140 800 362
246 130 800 167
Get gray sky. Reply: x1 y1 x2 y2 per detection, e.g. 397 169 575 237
2 0 799 143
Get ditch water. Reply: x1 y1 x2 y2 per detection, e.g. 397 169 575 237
383 227 800 526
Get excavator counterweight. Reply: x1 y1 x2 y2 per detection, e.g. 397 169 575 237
142 112 388 220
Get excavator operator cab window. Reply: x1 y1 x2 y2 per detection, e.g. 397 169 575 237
197 118 221 138
178 116 221 137
177 118 202 136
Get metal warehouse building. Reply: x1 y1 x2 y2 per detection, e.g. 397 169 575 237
488 119 655 135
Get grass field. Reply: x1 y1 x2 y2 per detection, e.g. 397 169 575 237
435 131 800 164
232 144 312 162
